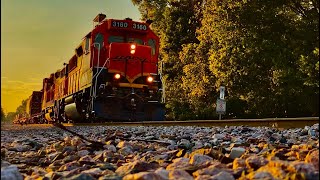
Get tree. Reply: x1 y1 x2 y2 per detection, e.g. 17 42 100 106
133 0 319 119
1 106 6 121
15 99 27 115
3 99 28 122
133 0 207 119
200 0 319 117
5 112 17 122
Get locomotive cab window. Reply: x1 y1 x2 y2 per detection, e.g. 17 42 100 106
148 39 156 55
94 33 104 50
85 38 90 54
128 38 143 45
76 46 83 57
108 36 124 43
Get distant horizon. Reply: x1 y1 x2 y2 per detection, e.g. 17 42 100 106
1 0 142 113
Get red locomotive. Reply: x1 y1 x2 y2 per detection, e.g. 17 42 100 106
14 14 165 124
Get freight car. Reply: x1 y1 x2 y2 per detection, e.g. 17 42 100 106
17 14 165 124
13 91 42 124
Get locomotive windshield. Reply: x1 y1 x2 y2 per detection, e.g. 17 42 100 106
108 36 143 45
148 39 156 55
108 36 124 43
128 38 143 45
94 33 104 49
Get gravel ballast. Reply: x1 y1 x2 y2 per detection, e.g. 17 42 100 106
1 123 319 180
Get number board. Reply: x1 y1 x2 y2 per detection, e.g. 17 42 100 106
111 20 148 32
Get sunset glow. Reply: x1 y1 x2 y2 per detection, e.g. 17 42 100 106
1 0 141 113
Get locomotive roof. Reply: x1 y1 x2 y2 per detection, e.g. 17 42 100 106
82 17 154 39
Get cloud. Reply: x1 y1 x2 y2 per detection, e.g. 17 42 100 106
1 78 42 96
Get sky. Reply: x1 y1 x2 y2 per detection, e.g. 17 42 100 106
1 0 141 113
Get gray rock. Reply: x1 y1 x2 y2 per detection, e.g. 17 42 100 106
69 173 95 180
210 171 235 180
308 129 316 136
123 172 165 180
169 169 193 180
144 136 156 140
9 144 31 152
98 175 122 180
44 171 62 180
211 138 219 146
166 157 191 170
116 141 132 149
103 145 117 153
189 154 213 167
192 141 204 150
62 146 77 153
229 147 246 159
115 160 155 176
155 167 169 179
178 139 192 149
166 144 178 150
1 165 23 180
81 167 103 176
252 171 275 180
63 154 80 163
245 155 268 170
79 155 96 164
118 146 133 156
96 163 116 171
77 150 90 157
58 161 80 171
212 134 225 139
48 152 60 161
1 160 11 168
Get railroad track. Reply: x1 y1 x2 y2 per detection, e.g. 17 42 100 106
62 117 319 129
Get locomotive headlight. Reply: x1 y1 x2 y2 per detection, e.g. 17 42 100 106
114 73 121 79
147 76 153 83
130 44 136 54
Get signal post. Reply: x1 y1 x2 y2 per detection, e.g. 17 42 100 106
216 86 226 120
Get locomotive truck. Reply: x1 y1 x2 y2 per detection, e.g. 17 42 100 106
14 14 165 124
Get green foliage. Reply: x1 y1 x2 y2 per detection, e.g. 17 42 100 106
15 99 27 115
201 0 319 118
2 99 28 122
1 106 5 121
5 112 16 122
133 0 319 119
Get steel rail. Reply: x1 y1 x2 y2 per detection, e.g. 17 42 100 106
62 117 319 129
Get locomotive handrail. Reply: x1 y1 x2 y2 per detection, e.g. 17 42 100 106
93 58 110 98
159 61 165 103
90 43 111 116
90 43 101 114
91 43 101 77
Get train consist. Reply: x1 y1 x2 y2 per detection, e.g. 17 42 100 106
14 14 165 124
